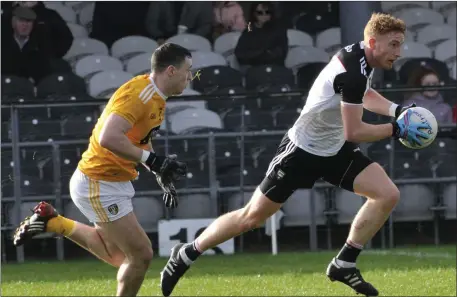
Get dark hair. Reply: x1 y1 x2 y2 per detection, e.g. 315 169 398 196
150 43 192 73
407 65 440 87
249 2 275 23
404 65 440 99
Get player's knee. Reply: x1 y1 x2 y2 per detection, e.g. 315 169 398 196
239 205 267 231
126 242 153 267
380 186 400 210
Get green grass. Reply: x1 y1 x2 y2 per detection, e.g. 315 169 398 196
2 246 456 296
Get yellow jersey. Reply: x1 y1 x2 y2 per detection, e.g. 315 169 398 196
78 74 167 182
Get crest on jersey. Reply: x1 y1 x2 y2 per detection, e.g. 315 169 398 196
108 204 119 215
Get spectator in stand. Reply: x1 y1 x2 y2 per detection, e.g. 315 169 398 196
403 66 453 124
14 1 73 58
177 2 214 41
213 1 246 40
1 6 53 84
234 2 288 67
145 2 176 45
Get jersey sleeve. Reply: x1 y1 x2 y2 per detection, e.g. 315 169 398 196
334 71 367 105
110 90 146 126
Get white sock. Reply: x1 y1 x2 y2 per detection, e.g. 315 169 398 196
334 258 356 268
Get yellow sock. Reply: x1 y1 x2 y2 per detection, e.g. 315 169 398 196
46 215 76 237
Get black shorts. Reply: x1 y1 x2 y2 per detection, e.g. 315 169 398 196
259 133 374 204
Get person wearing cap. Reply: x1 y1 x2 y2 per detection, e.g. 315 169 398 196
1 6 53 84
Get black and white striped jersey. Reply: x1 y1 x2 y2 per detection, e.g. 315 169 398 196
288 41 374 156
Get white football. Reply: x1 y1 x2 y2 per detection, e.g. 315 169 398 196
398 106 438 149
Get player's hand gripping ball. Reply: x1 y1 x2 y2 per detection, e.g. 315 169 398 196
397 107 438 149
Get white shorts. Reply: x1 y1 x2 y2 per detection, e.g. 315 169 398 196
69 168 135 223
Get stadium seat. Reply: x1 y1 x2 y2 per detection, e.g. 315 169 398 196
78 3 95 30
1 148 14 197
416 24 457 49
393 42 432 71
443 183 456 220
245 65 295 91
133 197 164 232
43 1 64 9
178 88 201 96
316 27 342 54
334 190 367 224
67 23 88 38
213 31 242 57
52 4 77 23
214 136 241 170
448 7 456 26
398 8 445 31
61 113 96 139
394 184 435 222
382 1 429 14
111 36 158 61
226 191 252 212
431 1 456 15
36 73 87 99
166 34 212 52
285 47 330 71
172 194 216 219
287 29 313 48
64 201 90 224
50 58 73 74
168 108 223 134
191 66 243 94
434 39 457 64
64 1 93 14
75 55 123 80
209 86 246 96
125 53 150 75
398 58 450 84
294 12 338 36
18 118 62 142
63 38 109 64
1 75 35 100
189 51 227 72
20 175 54 196
88 70 133 98
296 62 327 90
282 189 327 226
452 61 457 80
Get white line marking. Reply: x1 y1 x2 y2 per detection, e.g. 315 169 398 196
365 250 455 259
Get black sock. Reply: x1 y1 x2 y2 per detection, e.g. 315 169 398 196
336 242 362 263
182 241 202 261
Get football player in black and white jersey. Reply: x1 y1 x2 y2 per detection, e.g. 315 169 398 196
160 13 430 297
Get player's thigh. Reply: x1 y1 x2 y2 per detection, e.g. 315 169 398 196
259 133 320 205
70 168 135 224
353 162 399 202
96 211 152 260
94 223 125 260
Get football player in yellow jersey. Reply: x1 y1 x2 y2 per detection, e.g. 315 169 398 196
13 43 192 296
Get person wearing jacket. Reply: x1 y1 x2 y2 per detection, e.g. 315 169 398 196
2 6 53 84
13 1 73 58
234 2 288 67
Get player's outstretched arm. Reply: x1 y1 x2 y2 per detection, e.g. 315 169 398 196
363 88 413 118
341 103 394 143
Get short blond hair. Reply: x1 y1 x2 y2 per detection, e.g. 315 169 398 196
364 12 406 40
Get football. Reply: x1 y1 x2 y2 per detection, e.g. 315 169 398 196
398 106 438 149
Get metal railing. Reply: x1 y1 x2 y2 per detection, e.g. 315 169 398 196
1 85 456 262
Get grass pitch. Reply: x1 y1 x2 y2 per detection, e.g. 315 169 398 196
2 245 456 296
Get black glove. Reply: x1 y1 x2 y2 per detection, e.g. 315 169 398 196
144 153 187 181
394 102 416 119
155 173 179 208
143 153 187 208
